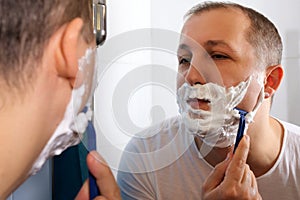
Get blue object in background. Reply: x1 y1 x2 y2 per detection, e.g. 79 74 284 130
53 142 89 200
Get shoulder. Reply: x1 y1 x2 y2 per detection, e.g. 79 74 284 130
279 120 300 152
280 120 300 137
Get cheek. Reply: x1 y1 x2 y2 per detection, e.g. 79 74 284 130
237 82 262 112
221 71 249 87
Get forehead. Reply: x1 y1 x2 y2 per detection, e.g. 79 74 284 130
180 8 251 49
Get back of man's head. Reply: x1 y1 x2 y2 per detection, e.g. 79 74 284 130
0 0 93 90
185 1 283 70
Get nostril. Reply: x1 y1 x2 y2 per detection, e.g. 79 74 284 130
190 81 205 86
185 66 206 86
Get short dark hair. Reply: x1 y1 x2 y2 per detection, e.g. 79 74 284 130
185 1 283 69
0 0 94 89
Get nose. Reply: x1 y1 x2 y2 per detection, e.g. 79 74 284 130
185 64 206 86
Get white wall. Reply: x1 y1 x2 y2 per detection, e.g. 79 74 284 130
94 0 300 174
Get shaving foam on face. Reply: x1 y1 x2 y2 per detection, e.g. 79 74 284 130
177 77 253 148
29 48 97 175
243 72 265 124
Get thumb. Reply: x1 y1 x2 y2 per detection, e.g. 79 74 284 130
87 151 121 199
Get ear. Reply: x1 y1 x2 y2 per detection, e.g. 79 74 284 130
264 65 284 99
54 18 86 88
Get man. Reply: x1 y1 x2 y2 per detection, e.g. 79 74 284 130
0 1 120 199
117 2 300 199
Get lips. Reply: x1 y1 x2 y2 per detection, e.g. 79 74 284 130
187 98 210 110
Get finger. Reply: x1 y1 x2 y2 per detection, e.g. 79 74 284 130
75 180 89 200
226 135 250 182
203 152 232 192
249 170 260 198
87 151 121 199
241 164 251 185
93 197 108 200
250 170 257 189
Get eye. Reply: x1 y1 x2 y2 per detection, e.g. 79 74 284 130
178 58 191 65
211 53 229 60
178 57 191 74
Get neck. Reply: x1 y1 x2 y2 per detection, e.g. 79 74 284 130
195 101 284 177
0 95 46 198
246 105 284 176
0 70 70 198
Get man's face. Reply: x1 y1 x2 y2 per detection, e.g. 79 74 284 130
177 8 263 112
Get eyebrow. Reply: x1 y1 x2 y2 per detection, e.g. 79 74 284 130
177 40 238 55
177 43 192 55
203 40 237 53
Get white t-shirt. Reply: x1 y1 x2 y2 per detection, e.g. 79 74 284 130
117 117 300 200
